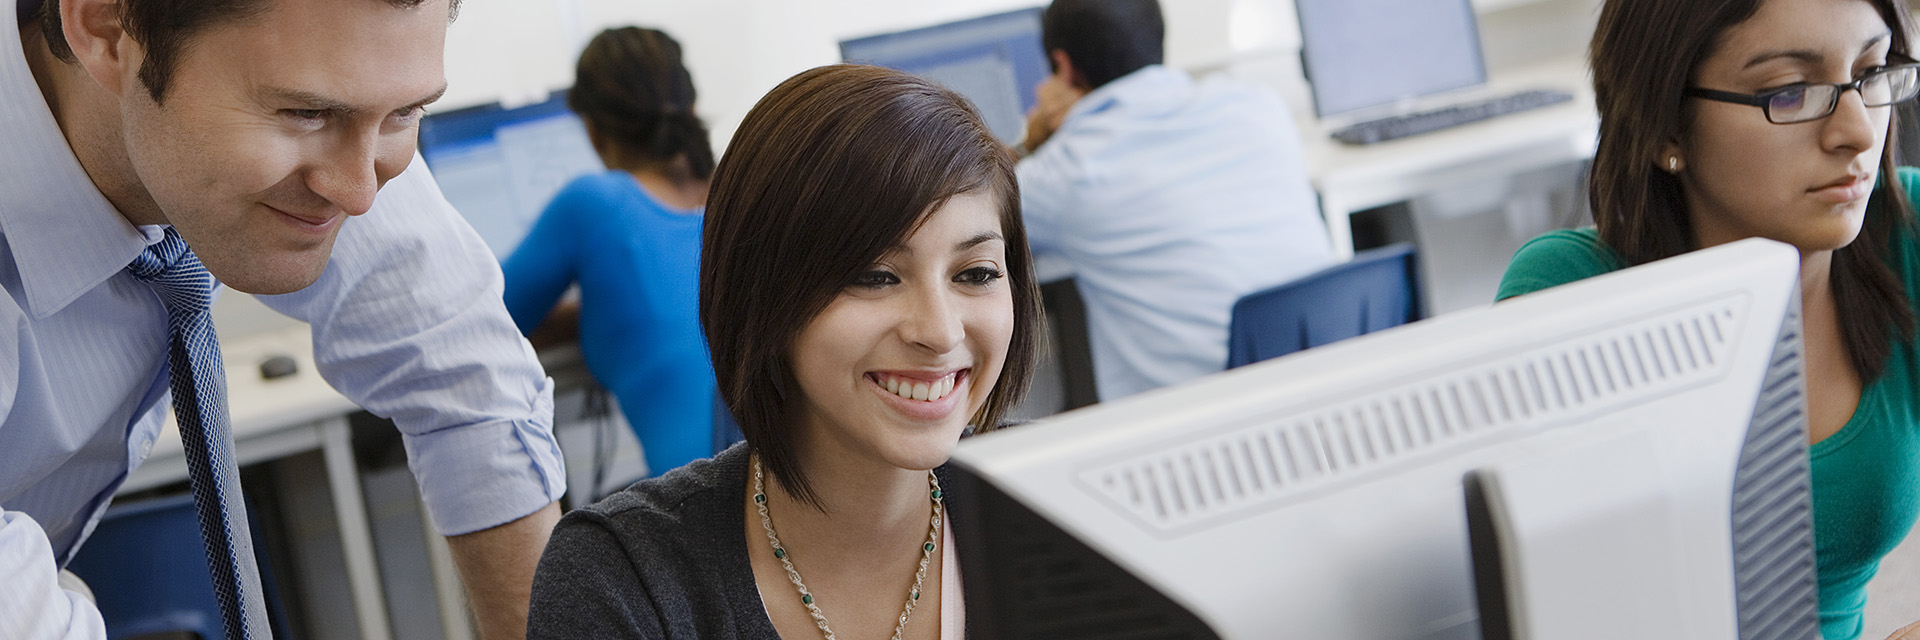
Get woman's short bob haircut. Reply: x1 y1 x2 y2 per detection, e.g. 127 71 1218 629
700 64 1042 506
1589 0 1916 381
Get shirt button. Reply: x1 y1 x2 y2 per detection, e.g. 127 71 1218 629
140 437 155 457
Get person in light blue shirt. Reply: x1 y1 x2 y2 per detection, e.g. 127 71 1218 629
1017 0 1335 401
503 27 718 479
2 0 563 637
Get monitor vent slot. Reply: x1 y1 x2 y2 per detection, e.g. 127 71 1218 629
1729 294 1820 640
1083 297 1747 533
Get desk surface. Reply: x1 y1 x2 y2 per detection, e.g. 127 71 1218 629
1296 54 1599 259
141 324 585 484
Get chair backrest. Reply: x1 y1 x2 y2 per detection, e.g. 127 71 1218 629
1226 243 1423 368
66 493 230 640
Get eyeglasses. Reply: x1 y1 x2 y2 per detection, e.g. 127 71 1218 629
1685 63 1920 124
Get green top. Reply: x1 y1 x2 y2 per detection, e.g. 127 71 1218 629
1496 169 1920 640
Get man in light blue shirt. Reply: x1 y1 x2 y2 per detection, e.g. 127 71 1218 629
1018 0 1335 401
1 0 564 638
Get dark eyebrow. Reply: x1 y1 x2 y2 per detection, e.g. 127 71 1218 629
259 82 449 116
259 86 359 116
406 83 451 113
957 231 1004 251
885 231 1005 256
1743 33 1891 69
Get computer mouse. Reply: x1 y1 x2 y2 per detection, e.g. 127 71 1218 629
259 354 298 380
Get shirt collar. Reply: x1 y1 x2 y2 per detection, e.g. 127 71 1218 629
0 2 153 319
1065 64 1192 121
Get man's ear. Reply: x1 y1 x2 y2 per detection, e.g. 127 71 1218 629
60 0 141 98
1049 49 1087 91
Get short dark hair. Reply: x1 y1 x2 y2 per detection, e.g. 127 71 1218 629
569 26 714 181
1041 0 1164 90
700 64 1041 507
37 0 459 104
1588 0 1916 380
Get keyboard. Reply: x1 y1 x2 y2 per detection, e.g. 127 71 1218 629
1330 89 1575 145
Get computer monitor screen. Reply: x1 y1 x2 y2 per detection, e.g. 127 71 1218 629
417 91 604 259
1295 0 1487 117
949 238 1819 639
840 7 1049 143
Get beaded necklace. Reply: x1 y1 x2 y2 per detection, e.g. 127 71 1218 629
753 457 944 640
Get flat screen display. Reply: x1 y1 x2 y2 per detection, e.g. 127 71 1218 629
841 8 1050 143
1295 0 1487 117
417 92 604 259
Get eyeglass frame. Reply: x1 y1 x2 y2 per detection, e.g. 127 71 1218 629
1684 62 1920 124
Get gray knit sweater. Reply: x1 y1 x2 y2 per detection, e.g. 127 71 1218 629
527 442 780 639
527 442 961 638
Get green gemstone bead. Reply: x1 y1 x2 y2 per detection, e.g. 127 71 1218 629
931 489 943 500
774 548 786 559
912 589 921 600
802 594 813 605
754 493 766 504
924 542 936 552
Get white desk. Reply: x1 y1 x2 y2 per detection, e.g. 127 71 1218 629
1300 55 1600 261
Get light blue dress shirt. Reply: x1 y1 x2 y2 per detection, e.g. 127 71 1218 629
1018 65 1335 401
0 5 565 636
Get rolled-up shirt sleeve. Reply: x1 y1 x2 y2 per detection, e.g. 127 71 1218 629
258 156 566 536
0 511 107 640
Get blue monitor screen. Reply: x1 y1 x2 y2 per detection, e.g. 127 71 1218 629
417 92 604 260
841 7 1049 143
1295 0 1486 117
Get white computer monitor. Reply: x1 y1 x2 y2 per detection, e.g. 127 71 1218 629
949 238 1819 640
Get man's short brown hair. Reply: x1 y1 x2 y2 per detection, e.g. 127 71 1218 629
700 64 1041 507
37 0 458 103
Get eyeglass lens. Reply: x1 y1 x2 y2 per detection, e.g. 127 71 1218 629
1768 65 1920 123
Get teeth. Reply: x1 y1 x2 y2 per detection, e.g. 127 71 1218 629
880 373 958 402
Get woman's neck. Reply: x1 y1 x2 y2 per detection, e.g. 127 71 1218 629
602 152 706 212
757 449 935 559
1799 248 1834 301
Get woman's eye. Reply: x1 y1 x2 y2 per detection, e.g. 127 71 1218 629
956 266 1005 286
850 270 900 288
1766 85 1809 110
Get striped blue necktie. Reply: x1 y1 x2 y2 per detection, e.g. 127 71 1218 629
126 228 270 640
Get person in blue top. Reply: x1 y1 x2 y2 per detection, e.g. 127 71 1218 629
503 26 718 478
1497 0 1920 637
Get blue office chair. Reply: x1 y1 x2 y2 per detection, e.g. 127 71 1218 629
1226 243 1423 368
66 492 287 640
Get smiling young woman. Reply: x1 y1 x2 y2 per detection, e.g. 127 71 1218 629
1496 0 1920 638
525 64 1041 640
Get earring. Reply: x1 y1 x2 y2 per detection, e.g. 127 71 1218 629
1668 156 1679 172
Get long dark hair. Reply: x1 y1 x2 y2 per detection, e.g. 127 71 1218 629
700 65 1042 507
569 26 715 180
1589 0 1917 380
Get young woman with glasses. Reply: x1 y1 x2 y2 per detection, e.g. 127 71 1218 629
1499 0 1920 637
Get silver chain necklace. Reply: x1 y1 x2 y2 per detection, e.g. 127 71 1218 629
753 456 944 640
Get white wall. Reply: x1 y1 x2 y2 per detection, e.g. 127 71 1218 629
441 0 1251 150
439 0 1594 152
